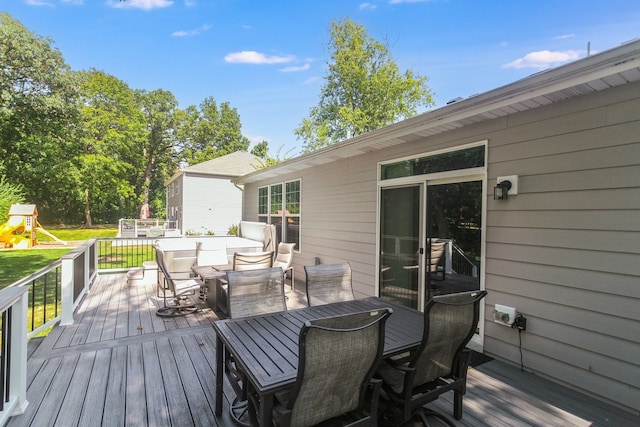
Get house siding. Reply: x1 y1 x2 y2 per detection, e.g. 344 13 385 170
242 80 640 413
483 82 640 412
182 174 243 235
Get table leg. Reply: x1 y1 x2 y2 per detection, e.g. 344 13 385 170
258 391 274 426
215 334 224 416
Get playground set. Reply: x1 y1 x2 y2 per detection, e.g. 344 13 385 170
0 204 66 249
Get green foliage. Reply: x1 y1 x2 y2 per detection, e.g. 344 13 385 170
0 13 83 223
295 18 435 153
0 13 256 225
76 70 147 224
227 224 238 236
253 144 295 168
135 88 181 220
180 97 251 165
0 176 24 220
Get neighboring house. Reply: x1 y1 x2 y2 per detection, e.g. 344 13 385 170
235 40 640 414
166 151 260 236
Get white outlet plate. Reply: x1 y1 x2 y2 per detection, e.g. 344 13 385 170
497 175 518 196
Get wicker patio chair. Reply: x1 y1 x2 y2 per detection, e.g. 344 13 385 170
376 290 487 426
304 262 354 306
270 308 393 427
225 266 287 426
155 247 203 317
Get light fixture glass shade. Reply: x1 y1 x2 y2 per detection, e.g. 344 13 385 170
494 180 512 200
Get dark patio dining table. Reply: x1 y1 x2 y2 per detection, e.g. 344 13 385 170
212 296 424 426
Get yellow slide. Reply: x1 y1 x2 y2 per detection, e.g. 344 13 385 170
0 216 27 247
36 226 67 245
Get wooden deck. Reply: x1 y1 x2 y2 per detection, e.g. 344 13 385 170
7 273 638 426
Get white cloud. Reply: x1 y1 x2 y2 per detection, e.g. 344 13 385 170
25 0 54 6
110 0 174 10
555 34 576 40
224 51 295 64
303 76 320 85
503 50 582 69
172 24 211 37
279 63 310 73
389 0 431 4
359 3 377 10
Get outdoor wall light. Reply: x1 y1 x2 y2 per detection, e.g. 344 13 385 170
494 180 512 200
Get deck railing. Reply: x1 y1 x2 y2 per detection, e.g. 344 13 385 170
0 287 29 425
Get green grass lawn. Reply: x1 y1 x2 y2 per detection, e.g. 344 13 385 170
37 226 117 242
0 226 118 288
0 249 72 288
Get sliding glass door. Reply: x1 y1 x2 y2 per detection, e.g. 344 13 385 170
379 185 422 309
425 180 482 301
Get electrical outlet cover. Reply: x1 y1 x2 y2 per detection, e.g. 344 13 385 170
494 304 516 326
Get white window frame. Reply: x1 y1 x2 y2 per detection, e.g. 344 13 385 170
258 179 301 251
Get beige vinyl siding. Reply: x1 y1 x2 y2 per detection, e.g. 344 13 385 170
242 80 640 413
484 82 640 411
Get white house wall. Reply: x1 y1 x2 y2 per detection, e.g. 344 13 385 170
183 174 243 236
242 80 640 413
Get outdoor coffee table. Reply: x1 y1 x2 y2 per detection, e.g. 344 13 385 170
192 264 231 312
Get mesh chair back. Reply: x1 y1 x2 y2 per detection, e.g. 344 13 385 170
411 290 487 386
285 308 392 427
233 251 273 271
226 267 286 318
155 247 176 293
195 240 228 266
273 242 295 270
304 263 354 306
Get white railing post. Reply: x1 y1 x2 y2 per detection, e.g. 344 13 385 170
60 256 75 325
0 287 30 426
10 289 29 418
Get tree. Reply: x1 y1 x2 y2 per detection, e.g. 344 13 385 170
0 176 24 220
295 18 434 153
76 70 146 224
0 13 83 223
136 89 181 220
180 97 251 165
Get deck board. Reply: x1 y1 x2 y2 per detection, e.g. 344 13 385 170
7 272 638 427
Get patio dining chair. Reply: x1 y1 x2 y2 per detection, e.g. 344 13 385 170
376 290 487 426
304 262 354 306
273 242 296 290
155 247 203 317
225 266 287 425
427 240 446 281
195 240 229 267
269 308 393 427
217 250 274 316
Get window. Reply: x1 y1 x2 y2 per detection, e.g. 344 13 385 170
381 145 485 180
258 179 301 250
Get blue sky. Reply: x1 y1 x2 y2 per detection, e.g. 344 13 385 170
4 0 640 156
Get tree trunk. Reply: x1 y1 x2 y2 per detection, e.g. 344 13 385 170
84 188 93 226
